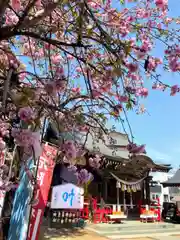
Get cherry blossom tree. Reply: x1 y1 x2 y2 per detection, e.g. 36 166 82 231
0 0 179 188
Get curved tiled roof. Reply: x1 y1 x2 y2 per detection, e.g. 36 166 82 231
46 122 171 179
162 169 180 187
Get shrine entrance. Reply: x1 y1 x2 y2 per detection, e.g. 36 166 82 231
88 154 171 221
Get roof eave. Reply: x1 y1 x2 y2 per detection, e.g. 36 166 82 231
161 183 180 187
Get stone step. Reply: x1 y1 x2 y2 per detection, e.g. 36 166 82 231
106 229 180 239
101 227 179 236
118 224 175 230
92 223 176 232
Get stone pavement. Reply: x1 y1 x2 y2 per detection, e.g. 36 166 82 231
39 228 107 240
121 237 180 240
39 226 180 240
154 237 180 240
39 221 180 240
86 221 180 239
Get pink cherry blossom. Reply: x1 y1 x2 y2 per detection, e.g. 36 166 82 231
62 141 77 160
18 107 35 122
35 0 42 7
51 55 62 64
155 0 168 10
127 63 138 73
118 95 129 103
76 169 93 185
11 0 21 11
76 67 82 73
0 138 6 151
0 121 9 136
11 128 40 148
72 87 81 94
89 155 101 169
136 88 148 98
127 143 146 154
170 85 179 96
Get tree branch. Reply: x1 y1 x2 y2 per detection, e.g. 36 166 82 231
19 0 60 29
0 0 9 22
15 0 39 29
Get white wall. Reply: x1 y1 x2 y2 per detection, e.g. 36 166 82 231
150 171 174 206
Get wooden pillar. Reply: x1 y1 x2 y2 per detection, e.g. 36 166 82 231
117 188 119 205
116 181 120 205
145 177 151 205
141 180 145 204
130 192 133 209
103 179 108 202
123 191 126 210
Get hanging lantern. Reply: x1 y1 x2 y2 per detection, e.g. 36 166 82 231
122 184 125 191
124 184 127 191
127 186 131 193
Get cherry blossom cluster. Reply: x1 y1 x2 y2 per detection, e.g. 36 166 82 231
0 0 179 188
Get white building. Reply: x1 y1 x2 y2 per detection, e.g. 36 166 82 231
150 170 177 206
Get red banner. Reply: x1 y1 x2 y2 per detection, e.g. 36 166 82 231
27 143 57 240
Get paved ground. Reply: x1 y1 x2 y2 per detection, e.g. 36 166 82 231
39 228 107 240
86 221 180 240
39 228 180 240
40 228 180 240
39 221 180 240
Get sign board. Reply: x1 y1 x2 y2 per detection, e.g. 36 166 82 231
27 144 57 240
51 183 84 209
8 158 34 240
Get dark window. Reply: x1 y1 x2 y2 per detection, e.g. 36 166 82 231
163 194 169 202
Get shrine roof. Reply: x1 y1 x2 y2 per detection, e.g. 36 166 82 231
81 131 130 160
101 154 171 181
80 132 171 173
162 169 180 187
45 123 171 178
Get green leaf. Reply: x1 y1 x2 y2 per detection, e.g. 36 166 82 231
75 114 85 124
126 101 133 110
120 0 125 4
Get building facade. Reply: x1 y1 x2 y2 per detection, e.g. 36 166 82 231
150 170 179 205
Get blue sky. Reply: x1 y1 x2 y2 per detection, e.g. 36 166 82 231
128 1 178 167
16 1 179 167
111 1 180 167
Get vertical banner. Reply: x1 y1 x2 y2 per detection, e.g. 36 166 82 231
8 158 34 240
0 150 6 218
27 144 57 240
0 190 5 218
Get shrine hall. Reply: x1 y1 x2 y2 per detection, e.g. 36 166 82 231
44 123 171 223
